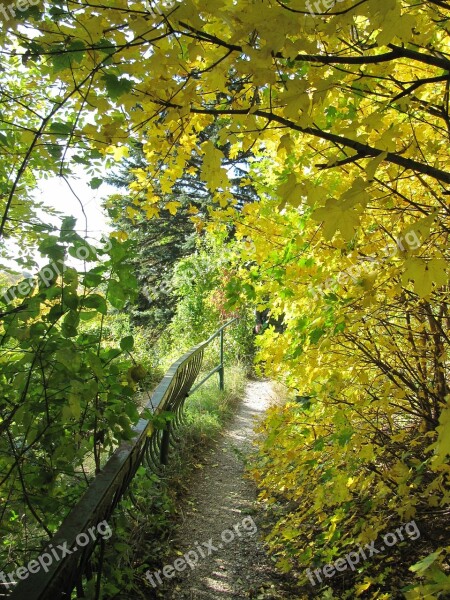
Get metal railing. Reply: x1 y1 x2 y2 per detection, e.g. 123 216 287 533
10 318 238 600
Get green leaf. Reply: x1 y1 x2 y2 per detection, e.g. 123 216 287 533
108 238 130 262
79 311 98 321
82 272 103 288
47 143 63 160
51 46 73 72
409 550 442 574
89 177 103 190
57 346 81 373
242 283 256 300
61 310 80 338
120 335 134 352
97 38 116 56
309 327 325 344
87 352 104 378
60 216 77 237
334 321 346 333
47 303 65 322
62 267 79 289
67 39 86 63
49 122 72 136
38 237 65 261
63 292 79 310
51 40 86 72
20 4 42 22
108 280 127 309
82 294 107 315
102 73 134 100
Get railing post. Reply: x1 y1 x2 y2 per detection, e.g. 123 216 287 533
160 424 170 465
219 327 224 391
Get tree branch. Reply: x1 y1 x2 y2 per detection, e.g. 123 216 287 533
188 106 450 185
176 21 450 71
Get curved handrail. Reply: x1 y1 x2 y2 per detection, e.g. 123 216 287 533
9 318 238 600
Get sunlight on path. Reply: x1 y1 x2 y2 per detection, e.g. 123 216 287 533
157 380 285 600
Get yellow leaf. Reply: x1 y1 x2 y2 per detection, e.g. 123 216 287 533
112 145 129 161
200 140 228 192
166 201 181 215
365 152 388 181
313 199 361 241
126 206 138 220
435 405 450 466
110 231 128 241
277 173 303 208
402 258 447 298
355 579 373 596
145 206 159 219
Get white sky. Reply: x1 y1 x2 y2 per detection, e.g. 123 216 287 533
34 168 114 241
3 168 119 275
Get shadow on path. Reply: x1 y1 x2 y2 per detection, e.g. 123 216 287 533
151 381 297 599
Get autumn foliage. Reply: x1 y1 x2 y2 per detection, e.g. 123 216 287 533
0 0 449 597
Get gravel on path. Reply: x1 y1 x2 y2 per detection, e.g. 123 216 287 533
153 380 303 600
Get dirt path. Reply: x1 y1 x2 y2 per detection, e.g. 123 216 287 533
153 380 295 599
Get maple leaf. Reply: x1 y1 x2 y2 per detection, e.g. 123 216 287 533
402 258 447 298
313 199 361 241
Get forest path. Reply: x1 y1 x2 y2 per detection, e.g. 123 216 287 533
154 380 296 599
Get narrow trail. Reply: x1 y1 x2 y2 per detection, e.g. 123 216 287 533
156 380 295 600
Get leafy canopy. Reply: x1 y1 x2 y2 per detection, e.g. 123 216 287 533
1 0 450 597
